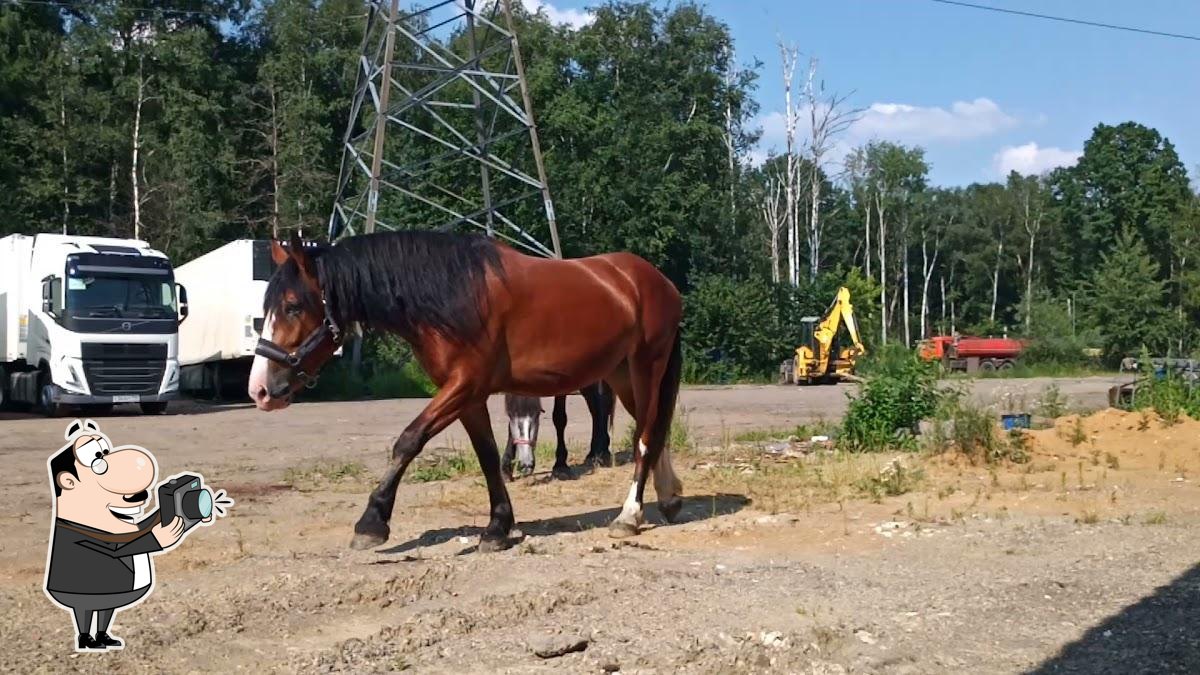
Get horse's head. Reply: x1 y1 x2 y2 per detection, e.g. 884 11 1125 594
504 395 543 476
248 234 342 411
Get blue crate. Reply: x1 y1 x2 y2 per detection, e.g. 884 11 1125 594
1001 413 1031 430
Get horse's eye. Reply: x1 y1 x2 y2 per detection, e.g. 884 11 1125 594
284 302 301 318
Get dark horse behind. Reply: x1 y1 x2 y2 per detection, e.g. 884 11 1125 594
248 231 683 551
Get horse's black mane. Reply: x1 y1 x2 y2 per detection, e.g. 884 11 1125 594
265 230 503 342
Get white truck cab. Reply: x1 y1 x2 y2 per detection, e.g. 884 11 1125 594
0 233 188 415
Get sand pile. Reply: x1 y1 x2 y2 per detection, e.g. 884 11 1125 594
1025 408 1200 472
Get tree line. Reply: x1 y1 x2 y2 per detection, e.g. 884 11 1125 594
2 1 1195 381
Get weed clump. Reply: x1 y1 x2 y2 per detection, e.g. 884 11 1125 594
841 345 940 452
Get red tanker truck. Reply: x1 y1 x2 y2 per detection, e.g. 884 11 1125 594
917 335 1026 373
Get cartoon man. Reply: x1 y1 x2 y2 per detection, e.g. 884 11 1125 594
43 419 232 651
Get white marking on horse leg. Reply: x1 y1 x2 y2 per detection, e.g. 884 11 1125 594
637 438 648 457
614 481 644 528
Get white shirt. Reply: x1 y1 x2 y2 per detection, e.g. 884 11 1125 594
132 553 151 589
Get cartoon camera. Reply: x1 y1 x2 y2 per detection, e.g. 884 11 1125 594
157 474 215 533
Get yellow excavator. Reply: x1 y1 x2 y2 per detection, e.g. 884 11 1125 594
779 286 866 385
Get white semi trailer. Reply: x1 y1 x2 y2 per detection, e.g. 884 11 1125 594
0 233 187 416
174 239 275 398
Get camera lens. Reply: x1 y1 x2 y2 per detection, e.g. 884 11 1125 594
181 488 213 520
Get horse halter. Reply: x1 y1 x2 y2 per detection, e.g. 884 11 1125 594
254 293 344 397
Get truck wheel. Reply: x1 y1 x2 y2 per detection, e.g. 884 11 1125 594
979 360 998 373
38 376 67 418
999 360 1015 371
140 402 169 415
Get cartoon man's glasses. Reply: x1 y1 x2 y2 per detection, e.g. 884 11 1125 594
74 438 112 475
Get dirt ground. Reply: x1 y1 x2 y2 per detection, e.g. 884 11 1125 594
5 375 1200 674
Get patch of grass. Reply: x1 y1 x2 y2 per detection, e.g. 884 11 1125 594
1035 384 1068 419
1143 510 1168 525
855 459 925 502
690 451 924 514
365 361 437 398
1066 417 1088 447
619 406 695 454
733 421 837 444
283 461 367 489
406 453 477 483
1076 510 1100 525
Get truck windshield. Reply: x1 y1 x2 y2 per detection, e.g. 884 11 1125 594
67 275 176 319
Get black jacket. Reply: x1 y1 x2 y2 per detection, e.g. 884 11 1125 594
45 514 162 595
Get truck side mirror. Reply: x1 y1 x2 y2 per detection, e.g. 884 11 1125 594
41 277 60 316
177 283 189 323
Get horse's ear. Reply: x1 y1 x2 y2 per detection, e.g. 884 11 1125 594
287 232 318 279
270 239 288 266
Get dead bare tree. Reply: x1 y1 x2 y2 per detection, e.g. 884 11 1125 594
130 52 151 240
802 57 862 282
779 41 801 287
723 44 738 221
1018 179 1045 330
919 210 949 339
758 169 785 283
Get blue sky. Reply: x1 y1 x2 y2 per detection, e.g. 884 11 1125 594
523 0 1200 186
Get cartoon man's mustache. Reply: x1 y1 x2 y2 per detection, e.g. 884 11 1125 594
122 490 148 503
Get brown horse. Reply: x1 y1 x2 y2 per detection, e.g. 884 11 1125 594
247 231 683 551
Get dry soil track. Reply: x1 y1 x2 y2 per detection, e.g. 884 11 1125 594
4 376 1200 674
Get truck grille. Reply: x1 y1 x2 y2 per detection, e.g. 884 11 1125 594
81 343 166 395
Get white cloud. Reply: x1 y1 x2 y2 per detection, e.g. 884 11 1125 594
520 0 593 29
851 98 1017 144
992 142 1080 177
752 97 1020 169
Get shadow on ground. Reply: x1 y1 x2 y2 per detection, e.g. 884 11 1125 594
1030 561 1200 674
378 493 749 556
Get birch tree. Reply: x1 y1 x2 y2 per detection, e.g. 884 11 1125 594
801 57 861 282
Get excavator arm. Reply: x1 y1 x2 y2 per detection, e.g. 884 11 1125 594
790 286 864 384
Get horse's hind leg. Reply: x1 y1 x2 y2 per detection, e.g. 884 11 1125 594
582 381 614 468
609 335 684 537
459 402 516 551
550 395 572 480
351 382 470 550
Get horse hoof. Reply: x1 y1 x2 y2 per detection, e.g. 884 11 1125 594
478 535 511 553
659 496 684 524
551 465 574 481
608 520 640 539
350 531 388 550
586 453 614 469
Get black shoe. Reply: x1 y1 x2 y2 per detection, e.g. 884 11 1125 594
94 631 123 648
78 633 104 650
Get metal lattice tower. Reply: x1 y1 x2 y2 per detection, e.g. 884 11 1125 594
327 0 561 259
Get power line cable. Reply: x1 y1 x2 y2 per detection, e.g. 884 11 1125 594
926 0 1200 43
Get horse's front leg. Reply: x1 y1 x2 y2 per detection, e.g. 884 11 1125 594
350 381 471 550
458 402 516 551
500 424 517 482
582 381 614 468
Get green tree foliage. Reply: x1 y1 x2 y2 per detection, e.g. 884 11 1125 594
1087 229 1169 363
